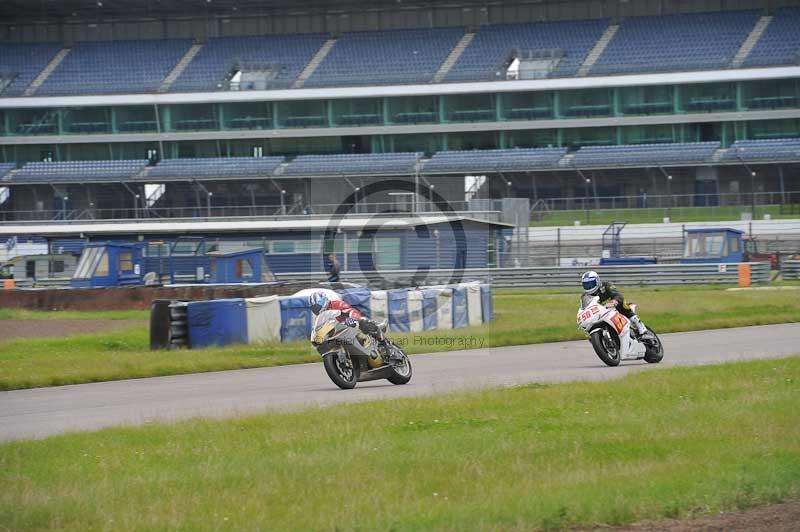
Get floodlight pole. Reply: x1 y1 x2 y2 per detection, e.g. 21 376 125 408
344 177 360 213
657 167 673 219
735 148 757 219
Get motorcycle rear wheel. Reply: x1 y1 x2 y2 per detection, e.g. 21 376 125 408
323 351 359 389
589 327 621 367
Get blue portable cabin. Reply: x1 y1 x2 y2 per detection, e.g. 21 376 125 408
71 242 145 287
3 216 513 279
207 248 273 283
681 228 744 264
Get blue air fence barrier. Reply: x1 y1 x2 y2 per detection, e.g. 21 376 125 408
452 285 469 328
370 290 389 323
246 295 281 343
480 284 494 322
408 290 424 333
422 289 439 331
280 296 314 342
339 287 372 317
436 288 454 330
187 298 247 348
465 283 483 326
387 289 410 333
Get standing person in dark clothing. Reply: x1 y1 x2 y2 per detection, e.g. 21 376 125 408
327 253 340 282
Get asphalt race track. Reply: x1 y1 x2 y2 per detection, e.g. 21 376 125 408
1 323 797 442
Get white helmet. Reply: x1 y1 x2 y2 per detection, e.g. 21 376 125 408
581 271 600 295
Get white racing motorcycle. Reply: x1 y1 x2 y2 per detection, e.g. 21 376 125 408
576 295 664 366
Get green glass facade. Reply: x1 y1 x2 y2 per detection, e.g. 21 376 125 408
0 78 798 164
2 79 798 137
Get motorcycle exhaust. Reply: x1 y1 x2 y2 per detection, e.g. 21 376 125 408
357 365 393 382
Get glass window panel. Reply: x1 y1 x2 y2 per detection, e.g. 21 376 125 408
95 251 109 276
118 252 133 273
116 105 158 133
271 241 295 253
168 103 219 132
236 258 254 278
387 95 439 125
742 79 799 110
446 93 495 122
680 83 735 113
502 91 555 120
62 106 112 134
221 102 272 130
560 89 612 118
332 98 382 127
277 100 327 128
294 240 322 254
375 238 401 270
74 247 99 279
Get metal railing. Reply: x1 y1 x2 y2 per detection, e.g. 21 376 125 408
783 260 800 280
1 191 797 224
275 262 770 289
531 191 800 216
0 200 504 223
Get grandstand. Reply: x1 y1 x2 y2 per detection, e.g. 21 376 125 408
0 0 798 245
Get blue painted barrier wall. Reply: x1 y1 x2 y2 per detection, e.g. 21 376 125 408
187 298 248 348
280 296 314 342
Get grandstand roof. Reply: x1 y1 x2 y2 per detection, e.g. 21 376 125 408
0 0 498 21
0 215 513 238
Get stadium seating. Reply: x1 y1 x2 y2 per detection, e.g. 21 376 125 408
422 148 567 173
144 157 285 179
283 153 421 176
446 19 608 82
0 43 61 96
571 142 720 167
1 9 796 99
305 28 464 87
171 34 327 92
590 11 759 75
744 8 800 68
37 40 192 96
722 138 800 162
0 162 15 179
9 160 148 182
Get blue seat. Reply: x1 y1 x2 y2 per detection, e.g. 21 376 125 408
37 40 192 96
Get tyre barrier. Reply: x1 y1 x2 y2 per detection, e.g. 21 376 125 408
150 283 493 350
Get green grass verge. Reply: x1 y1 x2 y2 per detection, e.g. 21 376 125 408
530 204 800 227
0 308 149 321
1 356 798 531
0 286 798 391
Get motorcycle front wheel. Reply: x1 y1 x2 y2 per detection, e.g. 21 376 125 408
385 343 412 385
323 351 359 389
589 327 621 367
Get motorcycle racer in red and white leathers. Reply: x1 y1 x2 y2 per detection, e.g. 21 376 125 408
309 291 386 344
